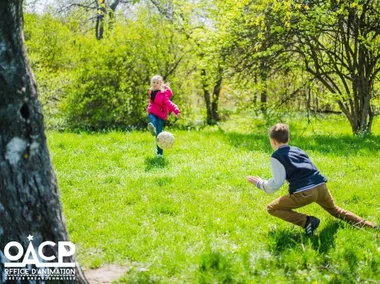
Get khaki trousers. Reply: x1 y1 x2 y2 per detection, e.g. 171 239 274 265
267 183 375 228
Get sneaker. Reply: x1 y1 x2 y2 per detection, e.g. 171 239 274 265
147 122 156 136
156 154 163 158
305 216 320 236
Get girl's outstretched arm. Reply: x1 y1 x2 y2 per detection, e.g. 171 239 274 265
162 90 180 114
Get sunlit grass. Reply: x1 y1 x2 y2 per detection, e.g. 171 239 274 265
48 114 380 283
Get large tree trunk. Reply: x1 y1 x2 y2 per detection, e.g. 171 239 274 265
334 71 374 135
345 97 373 135
0 1 88 283
350 72 373 134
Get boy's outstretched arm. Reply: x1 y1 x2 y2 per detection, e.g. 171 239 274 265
246 158 286 194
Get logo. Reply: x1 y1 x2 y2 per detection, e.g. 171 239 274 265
3 235 77 281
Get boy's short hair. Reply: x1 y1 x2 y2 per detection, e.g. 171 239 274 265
269 123 289 143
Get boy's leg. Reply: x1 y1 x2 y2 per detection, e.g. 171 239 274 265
267 188 318 227
315 184 375 228
156 117 164 155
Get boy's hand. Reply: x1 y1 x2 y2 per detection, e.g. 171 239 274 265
246 176 261 186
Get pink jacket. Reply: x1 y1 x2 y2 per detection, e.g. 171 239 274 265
147 87 180 120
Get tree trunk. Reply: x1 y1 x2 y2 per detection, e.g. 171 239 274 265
259 62 268 113
201 69 214 125
338 69 373 135
110 0 120 12
347 89 373 134
211 72 222 123
0 1 88 283
109 0 120 30
96 0 106 40
260 92 267 111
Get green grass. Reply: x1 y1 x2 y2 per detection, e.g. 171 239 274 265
48 114 380 283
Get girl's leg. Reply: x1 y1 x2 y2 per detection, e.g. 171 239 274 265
156 117 165 155
148 114 162 155
148 114 157 136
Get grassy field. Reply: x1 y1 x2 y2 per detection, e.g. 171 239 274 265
48 114 380 283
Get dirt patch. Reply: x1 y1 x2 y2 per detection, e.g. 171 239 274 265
84 264 129 283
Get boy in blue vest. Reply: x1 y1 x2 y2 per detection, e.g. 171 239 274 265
246 123 376 236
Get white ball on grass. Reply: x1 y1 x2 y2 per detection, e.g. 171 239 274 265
157 131 175 149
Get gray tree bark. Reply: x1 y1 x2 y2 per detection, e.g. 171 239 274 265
0 1 88 283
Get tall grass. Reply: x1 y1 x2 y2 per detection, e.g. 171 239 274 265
48 114 380 283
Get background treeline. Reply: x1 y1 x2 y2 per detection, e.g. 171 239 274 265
24 0 380 134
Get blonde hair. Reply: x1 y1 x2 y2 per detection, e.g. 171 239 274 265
150 75 164 88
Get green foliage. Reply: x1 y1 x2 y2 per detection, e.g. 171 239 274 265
24 1 380 133
24 6 194 131
24 13 76 70
49 115 380 282
63 9 193 130
227 0 380 134
62 32 145 129
24 13 77 130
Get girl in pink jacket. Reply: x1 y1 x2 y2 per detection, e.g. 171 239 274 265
147 75 181 157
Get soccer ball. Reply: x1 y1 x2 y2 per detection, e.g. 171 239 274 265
157 131 175 149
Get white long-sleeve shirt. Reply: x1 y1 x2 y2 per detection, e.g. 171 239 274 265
256 158 286 194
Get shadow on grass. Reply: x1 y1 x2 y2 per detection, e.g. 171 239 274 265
222 132 380 156
267 221 341 255
144 156 169 171
311 221 342 254
267 229 302 255
197 250 236 283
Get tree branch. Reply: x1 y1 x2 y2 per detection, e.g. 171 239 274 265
56 2 97 14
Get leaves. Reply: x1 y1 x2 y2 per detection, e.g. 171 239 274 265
24 0 380 133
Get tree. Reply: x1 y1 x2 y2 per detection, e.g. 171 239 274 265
293 0 380 134
230 0 380 134
149 0 227 125
0 1 88 282
96 0 131 40
60 4 189 130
